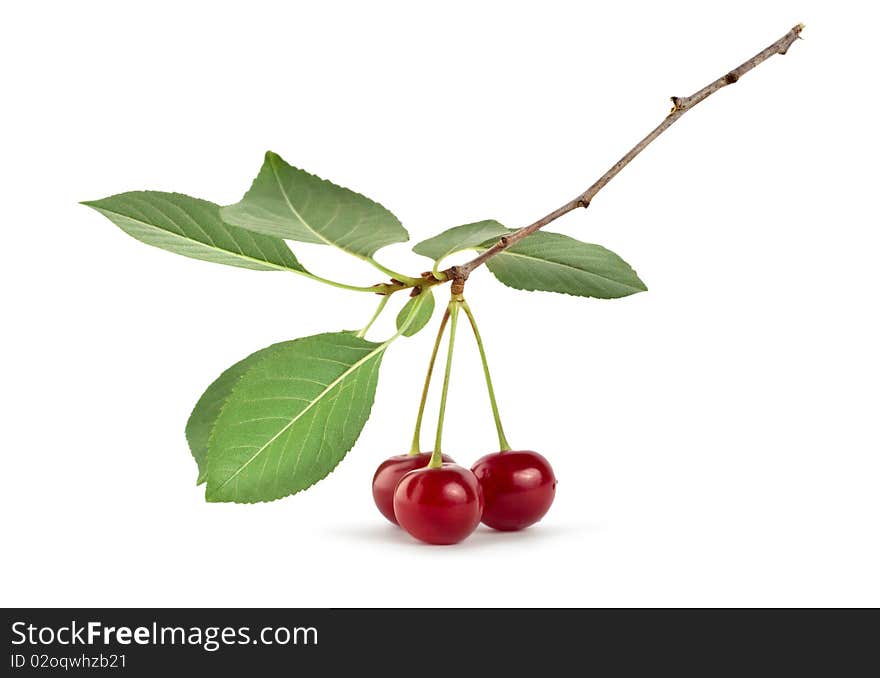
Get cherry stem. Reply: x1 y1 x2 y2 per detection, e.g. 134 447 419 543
408 306 452 455
430 299 460 468
460 300 511 452
355 295 390 338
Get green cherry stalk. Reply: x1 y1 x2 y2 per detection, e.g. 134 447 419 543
461 300 511 453
429 297 461 469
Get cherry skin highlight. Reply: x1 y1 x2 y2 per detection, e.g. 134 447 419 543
393 464 483 545
372 452 453 525
471 450 556 531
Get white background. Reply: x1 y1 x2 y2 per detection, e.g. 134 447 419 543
2 1 878 607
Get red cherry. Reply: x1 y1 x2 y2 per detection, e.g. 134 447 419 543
393 464 483 545
471 450 556 531
372 452 453 525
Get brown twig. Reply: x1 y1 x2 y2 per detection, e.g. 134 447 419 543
414 23 802 290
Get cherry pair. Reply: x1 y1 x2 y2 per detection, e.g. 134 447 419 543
372 450 556 545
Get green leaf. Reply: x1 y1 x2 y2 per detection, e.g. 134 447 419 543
221 151 408 258
396 289 435 337
485 231 647 298
412 219 509 262
185 344 285 485
82 191 305 272
205 332 387 503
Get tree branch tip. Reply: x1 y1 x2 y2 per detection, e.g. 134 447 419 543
778 23 805 55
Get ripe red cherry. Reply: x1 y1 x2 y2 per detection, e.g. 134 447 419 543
372 452 453 525
393 464 483 545
471 450 556 531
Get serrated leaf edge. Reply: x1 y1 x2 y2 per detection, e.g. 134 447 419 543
82 193 307 274
204 333 388 503
411 219 509 262
483 245 648 295
223 151 409 258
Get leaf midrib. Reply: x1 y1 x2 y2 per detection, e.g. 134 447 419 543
88 204 299 273
211 341 387 493
268 155 351 254
481 246 643 291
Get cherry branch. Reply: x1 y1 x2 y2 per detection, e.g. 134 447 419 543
380 23 801 295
